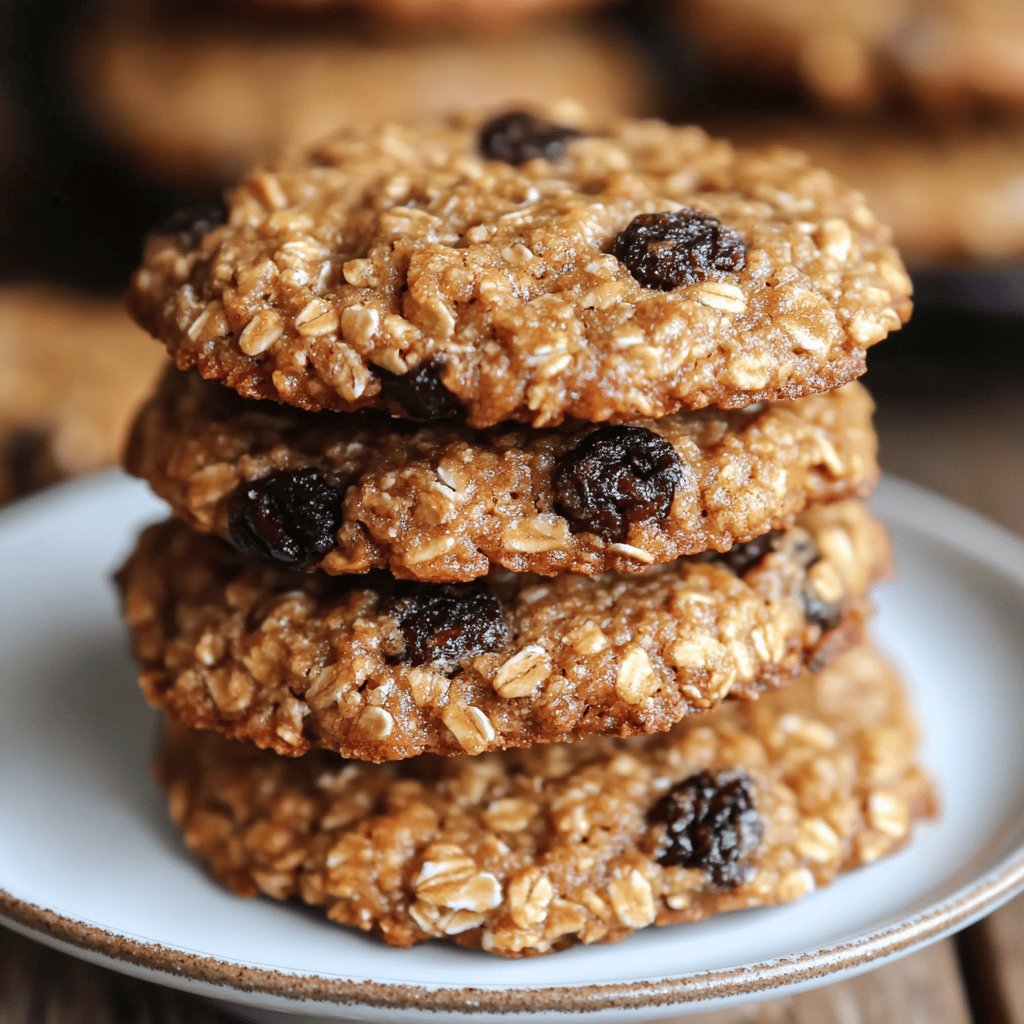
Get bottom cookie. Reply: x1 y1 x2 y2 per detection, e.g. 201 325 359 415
157 644 935 957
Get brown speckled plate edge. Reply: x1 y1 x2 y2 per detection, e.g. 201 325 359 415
3 855 1024 1015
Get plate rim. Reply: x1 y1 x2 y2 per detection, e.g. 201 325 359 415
3 855 1024 1015
2 472 1024 1015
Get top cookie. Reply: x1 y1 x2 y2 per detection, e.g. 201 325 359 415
128 106 912 428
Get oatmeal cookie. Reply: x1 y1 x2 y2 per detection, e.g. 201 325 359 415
127 367 878 581
76 13 650 191
157 644 935 956
236 0 606 29
0 286 162 503
678 0 1024 113
128 106 911 427
118 500 886 761
716 120 1024 264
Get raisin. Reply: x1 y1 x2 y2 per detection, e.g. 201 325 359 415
479 111 580 165
377 360 463 420
785 534 844 630
151 202 227 245
788 531 821 570
611 210 746 291
720 531 781 576
554 426 683 542
386 585 510 669
802 587 844 631
650 770 762 889
227 469 342 569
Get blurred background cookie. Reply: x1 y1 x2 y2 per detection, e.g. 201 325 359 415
0 286 162 503
716 118 1024 265
73 3 654 193
675 0 1024 113
232 0 608 30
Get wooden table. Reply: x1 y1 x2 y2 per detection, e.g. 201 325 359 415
2 384 1022 1023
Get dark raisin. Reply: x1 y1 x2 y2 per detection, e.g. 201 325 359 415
802 587 844 631
151 202 227 245
611 209 746 291
788 531 821 569
720 531 781 576
227 469 342 570
479 111 580 165
377 360 463 420
553 425 683 543
650 770 762 889
787 533 844 630
385 585 510 670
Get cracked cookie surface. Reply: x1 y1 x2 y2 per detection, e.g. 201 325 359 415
118 500 887 761
128 367 878 581
128 106 911 427
157 644 935 956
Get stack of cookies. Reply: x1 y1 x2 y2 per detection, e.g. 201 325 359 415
117 106 935 956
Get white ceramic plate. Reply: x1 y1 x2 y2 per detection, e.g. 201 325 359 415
1 473 1023 1024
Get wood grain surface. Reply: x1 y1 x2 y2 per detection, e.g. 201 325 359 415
689 940 973 1024
958 899 1024 1024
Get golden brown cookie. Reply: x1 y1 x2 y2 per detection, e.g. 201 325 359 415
715 119 1024 264
127 366 878 581
118 500 886 761
128 107 912 428
76 12 652 191
0 286 162 503
157 644 936 956
235 0 606 29
678 0 1024 113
